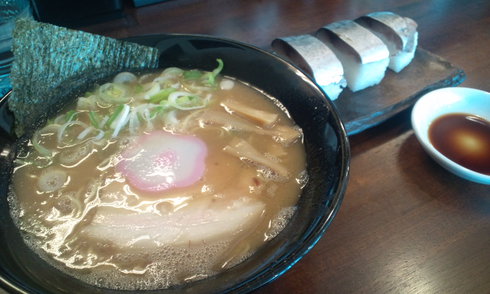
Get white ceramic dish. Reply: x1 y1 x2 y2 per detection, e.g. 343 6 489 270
411 87 490 185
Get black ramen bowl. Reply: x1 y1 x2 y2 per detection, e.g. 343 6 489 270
0 34 349 293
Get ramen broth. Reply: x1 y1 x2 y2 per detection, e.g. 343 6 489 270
8 61 307 290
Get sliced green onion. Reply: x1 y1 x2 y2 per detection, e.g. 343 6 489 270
77 126 94 140
107 104 125 127
57 120 89 146
98 83 130 104
183 69 203 80
137 112 144 122
210 58 224 81
168 91 206 110
162 67 184 77
53 114 67 125
76 96 97 111
135 82 161 100
65 110 78 122
94 130 105 141
164 110 179 128
142 108 153 129
203 58 224 86
129 110 140 135
99 116 109 129
184 83 213 93
32 131 53 157
113 72 137 84
111 104 130 137
134 84 144 93
177 95 196 106
149 88 176 104
150 105 167 119
88 111 100 128
76 127 104 142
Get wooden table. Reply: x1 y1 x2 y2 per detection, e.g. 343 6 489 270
81 1 490 293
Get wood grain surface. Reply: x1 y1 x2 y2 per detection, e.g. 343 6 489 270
81 1 490 293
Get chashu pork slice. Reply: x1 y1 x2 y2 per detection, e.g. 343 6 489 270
316 20 390 92
81 197 265 249
356 11 418 73
272 34 347 100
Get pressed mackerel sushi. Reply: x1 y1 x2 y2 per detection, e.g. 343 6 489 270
316 20 390 92
356 11 418 73
272 34 347 100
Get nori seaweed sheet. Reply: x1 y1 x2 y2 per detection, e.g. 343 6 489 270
8 18 159 137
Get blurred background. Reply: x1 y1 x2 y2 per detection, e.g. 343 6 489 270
31 0 165 27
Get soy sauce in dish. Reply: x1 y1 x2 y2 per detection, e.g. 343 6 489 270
428 113 490 175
